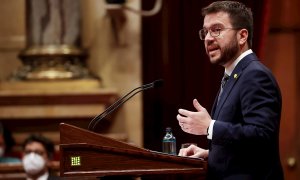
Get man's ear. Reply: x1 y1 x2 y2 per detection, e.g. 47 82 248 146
238 29 248 45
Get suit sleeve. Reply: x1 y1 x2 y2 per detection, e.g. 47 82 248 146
212 68 281 146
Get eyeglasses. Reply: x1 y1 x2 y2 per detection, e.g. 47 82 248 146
24 150 46 156
199 27 238 40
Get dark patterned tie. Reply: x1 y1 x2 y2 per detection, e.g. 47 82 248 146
217 73 230 105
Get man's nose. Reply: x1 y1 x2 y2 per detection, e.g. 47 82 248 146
205 32 214 41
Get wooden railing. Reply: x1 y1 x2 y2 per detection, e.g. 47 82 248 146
0 161 59 180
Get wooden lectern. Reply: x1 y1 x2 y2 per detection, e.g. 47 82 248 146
60 123 207 179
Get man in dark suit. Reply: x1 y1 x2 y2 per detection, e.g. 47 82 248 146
177 1 283 180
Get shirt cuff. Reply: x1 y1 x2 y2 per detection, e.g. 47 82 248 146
207 120 216 140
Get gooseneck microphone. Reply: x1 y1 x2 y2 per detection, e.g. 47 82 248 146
88 79 164 131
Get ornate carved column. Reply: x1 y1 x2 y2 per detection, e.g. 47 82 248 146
16 0 89 80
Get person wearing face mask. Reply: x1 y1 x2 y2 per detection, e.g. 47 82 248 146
0 123 21 163
177 1 283 180
22 134 60 180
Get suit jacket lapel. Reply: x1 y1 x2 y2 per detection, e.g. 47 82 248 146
212 53 258 119
211 88 220 116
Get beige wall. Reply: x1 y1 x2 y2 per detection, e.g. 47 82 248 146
0 0 142 146
81 0 142 146
0 0 24 80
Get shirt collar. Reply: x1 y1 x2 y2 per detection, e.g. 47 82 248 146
225 49 253 76
27 171 49 180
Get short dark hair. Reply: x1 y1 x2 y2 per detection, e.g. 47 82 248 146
202 1 253 48
22 134 55 159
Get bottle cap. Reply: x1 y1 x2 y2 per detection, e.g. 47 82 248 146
166 127 172 132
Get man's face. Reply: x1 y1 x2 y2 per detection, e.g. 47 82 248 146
23 141 49 167
203 11 239 66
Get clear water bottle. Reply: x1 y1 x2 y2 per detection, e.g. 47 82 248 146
162 127 176 155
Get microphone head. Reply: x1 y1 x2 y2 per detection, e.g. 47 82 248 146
153 79 164 88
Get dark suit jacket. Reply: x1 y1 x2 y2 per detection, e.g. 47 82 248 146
208 53 284 180
48 174 61 180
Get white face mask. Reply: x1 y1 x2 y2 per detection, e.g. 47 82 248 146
22 153 46 175
0 147 4 157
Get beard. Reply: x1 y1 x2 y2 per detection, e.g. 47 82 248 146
206 36 239 66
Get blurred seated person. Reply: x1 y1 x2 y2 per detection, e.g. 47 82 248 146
0 122 21 163
22 134 60 180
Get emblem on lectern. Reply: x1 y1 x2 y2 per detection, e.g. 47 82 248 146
71 156 81 166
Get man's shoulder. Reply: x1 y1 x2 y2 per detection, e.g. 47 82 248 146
245 59 275 78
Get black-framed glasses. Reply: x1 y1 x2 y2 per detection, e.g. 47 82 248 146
24 150 46 156
199 27 238 40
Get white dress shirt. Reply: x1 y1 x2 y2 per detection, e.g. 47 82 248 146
26 171 49 180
